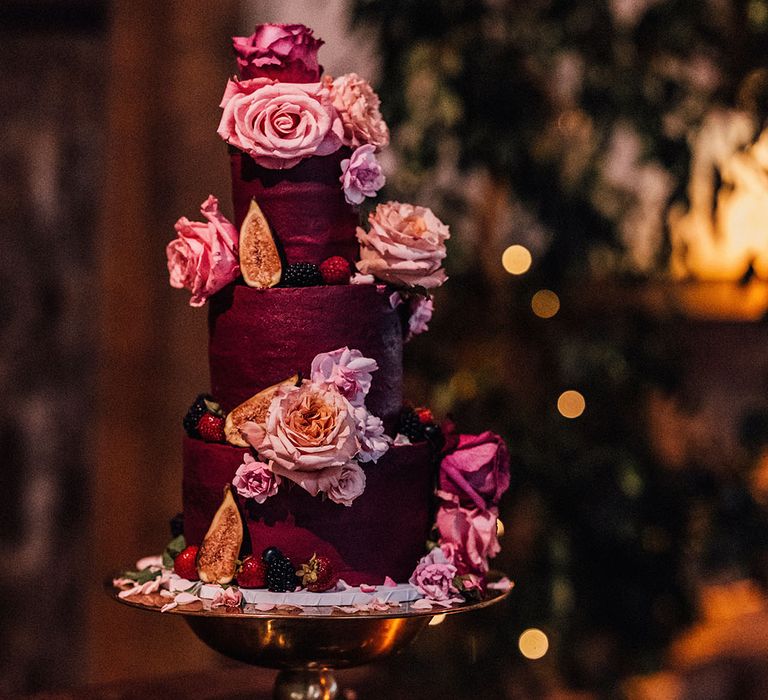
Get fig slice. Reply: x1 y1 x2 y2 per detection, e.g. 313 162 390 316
239 198 282 288
224 373 301 447
196 485 243 584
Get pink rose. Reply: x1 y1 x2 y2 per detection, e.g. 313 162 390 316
407 296 434 340
166 195 239 307
271 460 367 506
328 73 389 149
436 504 501 575
218 78 343 169
409 547 459 601
232 453 280 503
211 587 243 609
244 382 359 472
340 145 385 205
356 201 450 289
310 346 378 406
353 406 391 463
232 24 323 82
439 432 510 511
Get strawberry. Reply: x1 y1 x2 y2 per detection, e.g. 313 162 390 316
415 407 435 425
197 413 225 442
237 555 267 588
296 553 337 592
174 545 199 580
319 256 351 285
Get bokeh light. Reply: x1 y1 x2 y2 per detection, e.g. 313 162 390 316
557 390 586 418
502 245 532 275
496 519 505 538
518 628 549 659
429 614 447 626
531 289 560 318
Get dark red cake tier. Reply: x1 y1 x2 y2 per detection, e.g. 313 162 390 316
182 436 437 585
230 149 359 265
208 283 404 425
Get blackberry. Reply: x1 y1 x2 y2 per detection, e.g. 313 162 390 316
423 423 445 450
169 512 184 538
398 407 426 443
183 394 222 437
261 546 284 566
266 556 299 592
282 262 323 287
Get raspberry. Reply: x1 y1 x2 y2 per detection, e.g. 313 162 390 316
237 555 267 588
197 413 225 442
415 407 435 425
319 256 351 285
282 262 323 287
173 545 199 580
296 553 337 592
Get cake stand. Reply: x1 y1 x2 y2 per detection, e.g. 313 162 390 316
107 574 512 699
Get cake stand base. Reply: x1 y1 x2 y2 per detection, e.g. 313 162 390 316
107 574 512 699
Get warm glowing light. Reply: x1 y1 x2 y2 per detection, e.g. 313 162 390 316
557 390 585 418
502 245 532 275
519 628 549 659
531 289 560 318
429 614 447 626
496 519 505 538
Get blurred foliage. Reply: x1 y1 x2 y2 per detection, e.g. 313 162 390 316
353 0 768 692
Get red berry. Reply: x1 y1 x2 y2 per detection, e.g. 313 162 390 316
415 407 435 425
237 555 267 588
319 256 351 285
174 545 199 580
197 413 225 442
297 553 337 592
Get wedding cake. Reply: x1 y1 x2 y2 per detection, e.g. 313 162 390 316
155 23 510 607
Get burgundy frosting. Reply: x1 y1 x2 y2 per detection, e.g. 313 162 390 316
230 148 359 265
182 436 436 585
208 284 404 426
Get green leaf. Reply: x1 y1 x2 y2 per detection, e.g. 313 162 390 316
162 534 187 569
120 568 161 585
203 398 223 416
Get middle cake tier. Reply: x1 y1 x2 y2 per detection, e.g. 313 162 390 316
208 284 404 426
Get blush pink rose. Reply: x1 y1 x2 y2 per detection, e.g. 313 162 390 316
218 78 343 169
244 382 359 472
340 144 385 205
310 346 378 406
166 195 239 307
356 201 450 289
407 296 434 340
270 460 367 506
436 504 501 575
439 432 510 511
232 453 280 503
211 587 243 609
328 73 389 149
232 24 323 82
409 547 459 601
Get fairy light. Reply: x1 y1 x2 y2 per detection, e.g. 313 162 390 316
429 614 447 626
557 390 585 418
519 628 549 659
502 245 532 275
531 289 560 318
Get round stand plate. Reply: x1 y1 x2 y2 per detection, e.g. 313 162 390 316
106 573 512 699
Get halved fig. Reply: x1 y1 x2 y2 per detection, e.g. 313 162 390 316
224 374 300 446
239 198 282 288
196 486 243 584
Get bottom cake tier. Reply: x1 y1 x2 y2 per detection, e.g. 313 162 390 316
182 437 438 585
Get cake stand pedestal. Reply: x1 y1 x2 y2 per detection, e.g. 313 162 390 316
107 576 511 699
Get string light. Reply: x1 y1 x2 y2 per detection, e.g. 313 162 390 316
502 245 532 275
557 390 585 418
518 628 549 659
531 289 560 318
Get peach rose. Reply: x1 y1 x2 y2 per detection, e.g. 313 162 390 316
166 195 239 307
270 460 367 506
218 78 343 169
328 73 389 149
436 504 501 575
356 201 450 288
244 382 359 472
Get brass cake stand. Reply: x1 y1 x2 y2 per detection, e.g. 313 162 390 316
107 575 512 699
